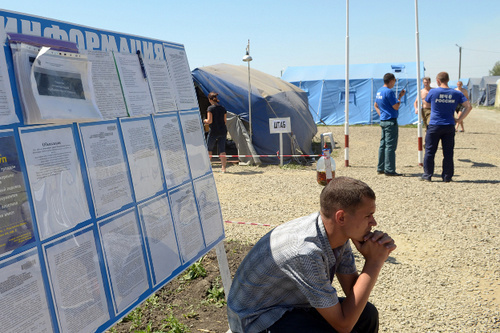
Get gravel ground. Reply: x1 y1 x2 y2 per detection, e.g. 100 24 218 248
214 107 500 332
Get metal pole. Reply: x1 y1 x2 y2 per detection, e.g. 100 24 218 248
247 60 252 142
456 44 462 79
415 0 423 166
243 39 253 146
458 46 462 79
344 0 350 167
279 133 283 167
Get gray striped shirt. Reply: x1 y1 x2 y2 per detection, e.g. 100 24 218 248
227 212 357 333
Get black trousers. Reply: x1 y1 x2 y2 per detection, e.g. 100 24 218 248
260 299 379 333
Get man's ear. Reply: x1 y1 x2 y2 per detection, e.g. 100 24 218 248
335 209 346 226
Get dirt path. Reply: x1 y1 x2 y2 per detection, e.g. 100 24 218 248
217 107 500 332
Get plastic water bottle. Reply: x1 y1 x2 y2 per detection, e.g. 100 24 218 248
316 148 336 186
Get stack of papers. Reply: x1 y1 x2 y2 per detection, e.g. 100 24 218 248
10 41 102 124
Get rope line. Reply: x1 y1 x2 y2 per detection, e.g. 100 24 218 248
224 220 275 227
210 154 322 158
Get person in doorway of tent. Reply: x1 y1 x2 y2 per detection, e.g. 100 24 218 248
374 73 406 176
414 76 433 128
421 72 472 182
203 92 228 173
454 81 469 132
227 177 396 333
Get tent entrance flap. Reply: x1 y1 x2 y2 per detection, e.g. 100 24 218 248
226 111 261 165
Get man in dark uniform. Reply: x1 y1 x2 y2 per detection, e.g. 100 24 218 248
422 72 472 182
204 92 228 173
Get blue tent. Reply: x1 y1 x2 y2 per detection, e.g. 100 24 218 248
192 64 317 164
282 62 425 125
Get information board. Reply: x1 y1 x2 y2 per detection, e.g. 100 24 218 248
0 9 224 333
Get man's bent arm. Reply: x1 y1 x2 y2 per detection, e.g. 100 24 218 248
374 102 380 117
457 101 472 123
316 235 394 332
336 272 358 296
316 260 384 333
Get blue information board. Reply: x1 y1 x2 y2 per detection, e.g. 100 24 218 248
0 9 224 333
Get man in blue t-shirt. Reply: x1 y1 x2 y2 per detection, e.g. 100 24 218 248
374 73 406 176
421 72 472 182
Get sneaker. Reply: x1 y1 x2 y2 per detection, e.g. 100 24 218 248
385 172 403 177
377 170 384 175
443 179 452 183
420 176 431 182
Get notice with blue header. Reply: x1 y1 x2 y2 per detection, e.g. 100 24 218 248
0 132 34 256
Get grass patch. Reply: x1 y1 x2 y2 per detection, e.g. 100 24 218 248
181 257 207 281
163 312 190 333
202 277 226 308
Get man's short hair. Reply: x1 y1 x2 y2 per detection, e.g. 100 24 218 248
423 77 431 82
383 73 396 84
436 72 449 84
320 177 376 218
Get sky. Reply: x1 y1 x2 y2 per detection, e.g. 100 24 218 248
3 0 500 80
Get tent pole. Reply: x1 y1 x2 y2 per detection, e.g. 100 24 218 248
415 0 423 166
344 0 350 167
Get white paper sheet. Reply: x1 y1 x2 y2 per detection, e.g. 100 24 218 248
20 126 90 240
0 46 19 125
153 114 190 188
79 122 133 217
99 209 149 313
193 175 224 246
120 118 163 202
168 183 204 263
0 251 53 333
138 195 180 285
144 58 178 113
180 112 211 179
44 229 109 333
163 45 198 111
86 50 128 119
113 52 155 117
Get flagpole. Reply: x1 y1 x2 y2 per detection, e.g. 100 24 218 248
415 0 423 166
344 0 350 167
